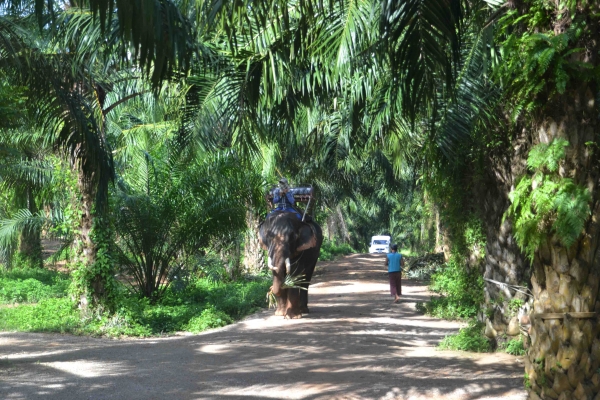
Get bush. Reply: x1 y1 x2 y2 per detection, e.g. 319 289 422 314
0 267 70 304
98 277 271 336
319 239 354 261
438 321 492 352
418 256 483 320
502 337 526 356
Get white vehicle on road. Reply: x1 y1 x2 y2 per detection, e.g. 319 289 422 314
369 235 391 254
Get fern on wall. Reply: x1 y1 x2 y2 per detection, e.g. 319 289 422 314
494 5 594 121
505 139 591 260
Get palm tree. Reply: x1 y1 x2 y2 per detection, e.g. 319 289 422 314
7 3 596 397
0 4 135 303
488 2 600 398
0 128 56 268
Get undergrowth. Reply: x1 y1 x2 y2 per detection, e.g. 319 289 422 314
0 267 70 304
0 267 270 337
319 239 354 261
438 321 491 352
415 256 483 320
500 337 526 356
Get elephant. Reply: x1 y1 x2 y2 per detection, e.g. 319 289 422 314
258 211 323 319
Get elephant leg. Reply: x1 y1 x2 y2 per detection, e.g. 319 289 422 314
299 284 310 314
299 251 317 314
284 288 302 319
275 290 287 316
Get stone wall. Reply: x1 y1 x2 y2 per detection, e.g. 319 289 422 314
483 218 531 339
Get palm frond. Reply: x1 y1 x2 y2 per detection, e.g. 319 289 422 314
380 0 463 121
0 208 46 250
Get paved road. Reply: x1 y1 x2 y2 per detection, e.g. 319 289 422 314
0 254 527 400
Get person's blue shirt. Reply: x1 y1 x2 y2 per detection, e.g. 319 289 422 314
387 252 402 273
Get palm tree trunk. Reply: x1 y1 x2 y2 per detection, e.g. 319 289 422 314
244 209 266 274
75 169 107 307
335 205 350 243
523 86 600 399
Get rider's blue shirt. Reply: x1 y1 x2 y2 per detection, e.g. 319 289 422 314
273 189 295 207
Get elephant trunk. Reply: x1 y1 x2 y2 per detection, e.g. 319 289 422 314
271 276 283 296
271 259 286 296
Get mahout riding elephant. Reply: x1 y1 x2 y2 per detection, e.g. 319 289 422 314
259 212 323 319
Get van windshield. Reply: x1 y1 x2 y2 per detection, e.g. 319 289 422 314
373 240 389 245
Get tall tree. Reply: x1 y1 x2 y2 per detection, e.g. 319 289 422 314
493 1 600 398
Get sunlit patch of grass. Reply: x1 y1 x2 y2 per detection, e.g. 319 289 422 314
438 321 492 353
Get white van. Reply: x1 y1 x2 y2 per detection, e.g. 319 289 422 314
369 235 391 253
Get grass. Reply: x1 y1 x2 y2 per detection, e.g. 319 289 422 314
438 321 492 352
0 266 271 337
0 267 70 304
0 298 81 333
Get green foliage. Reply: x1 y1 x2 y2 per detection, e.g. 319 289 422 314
0 298 81 333
463 218 487 260
185 306 233 333
0 267 70 303
112 145 262 301
417 256 484 320
318 239 355 261
499 336 527 356
508 298 525 317
182 253 230 286
70 217 119 310
506 139 591 260
524 373 532 389
495 8 593 119
438 321 492 352
0 262 270 336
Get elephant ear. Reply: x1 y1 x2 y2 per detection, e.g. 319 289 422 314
296 223 317 252
258 222 268 250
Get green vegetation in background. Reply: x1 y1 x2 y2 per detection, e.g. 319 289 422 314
438 321 491 353
0 267 270 337
326 181 431 255
318 239 354 261
0 298 81 333
494 5 594 121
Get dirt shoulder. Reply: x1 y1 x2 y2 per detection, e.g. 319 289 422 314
0 254 526 400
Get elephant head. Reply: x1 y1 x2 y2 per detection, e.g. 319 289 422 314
258 212 322 318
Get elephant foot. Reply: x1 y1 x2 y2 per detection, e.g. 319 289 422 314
300 306 309 314
284 309 303 319
274 308 286 316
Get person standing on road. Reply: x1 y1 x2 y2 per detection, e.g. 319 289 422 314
385 244 404 303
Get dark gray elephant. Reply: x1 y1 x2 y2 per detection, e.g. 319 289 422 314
259 212 323 319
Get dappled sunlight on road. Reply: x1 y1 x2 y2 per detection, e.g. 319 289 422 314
0 253 526 400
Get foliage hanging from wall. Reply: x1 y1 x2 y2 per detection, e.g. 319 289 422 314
505 139 591 260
